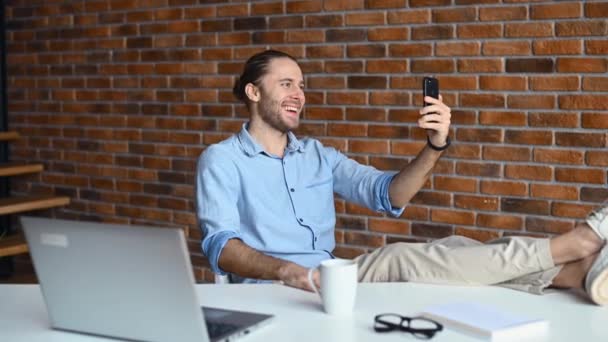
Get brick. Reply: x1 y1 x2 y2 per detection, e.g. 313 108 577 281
410 59 454 73
583 77 608 92
560 95 608 110
533 40 582 55
327 91 367 105
306 14 343 27
552 202 594 219
370 92 411 106
326 29 366 42
436 42 480 56
483 41 530 56
445 144 481 159
368 27 408 41
505 22 553 38
481 180 527 196
586 2 608 17
391 141 426 156
308 76 345 89
556 20 607 36
328 123 367 137
369 125 408 138
555 132 606 148
477 213 523 230
529 112 579 128
336 215 367 230
505 130 553 145
434 176 477 193
534 148 584 165
457 23 502 38
582 112 608 129
347 108 386 122
269 16 303 29
365 0 406 8
368 218 410 235
506 58 554 73
502 198 550 215
480 76 526 91
305 106 344 120
411 25 453 40
555 168 605 184
508 95 555 109
411 223 453 239
349 139 389 154
531 3 582 19
458 58 503 73
526 217 573 235
436 76 477 90
252 31 285 44
304 46 341 59
432 7 476 22
456 162 501 178
286 0 322 13
287 30 324 43
432 209 475 225
344 232 385 248
346 12 385 26
367 60 407 73
389 43 432 57
234 17 266 30
388 10 430 24
251 1 283 14
410 0 451 6
505 164 551 181
479 6 527 21
531 184 578 200
581 187 608 202
411 191 452 207
483 146 530 161
454 194 498 211
348 44 385 57
557 58 607 73
348 76 387 89
460 93 505 108
324 0 364 11
530 76 580 91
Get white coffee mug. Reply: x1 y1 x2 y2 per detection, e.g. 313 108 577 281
307 258 358 316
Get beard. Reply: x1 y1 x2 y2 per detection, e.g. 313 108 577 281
258 98 300 133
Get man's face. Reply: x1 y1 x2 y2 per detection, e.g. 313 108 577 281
253 58 305 133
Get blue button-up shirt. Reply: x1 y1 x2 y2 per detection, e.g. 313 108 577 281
195 123 404 282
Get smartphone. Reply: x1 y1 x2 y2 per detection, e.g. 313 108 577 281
423 76 439 107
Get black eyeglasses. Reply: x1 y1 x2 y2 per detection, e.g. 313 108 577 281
374 313 443 339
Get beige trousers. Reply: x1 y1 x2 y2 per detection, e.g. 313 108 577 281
354 235 562 295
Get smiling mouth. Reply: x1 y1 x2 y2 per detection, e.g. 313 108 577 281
283 105 300 115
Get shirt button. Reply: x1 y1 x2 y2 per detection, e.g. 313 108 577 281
299 218 303 222
290 188 295 192
314 237 318 242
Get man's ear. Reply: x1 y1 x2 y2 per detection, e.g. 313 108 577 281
245 83 260 103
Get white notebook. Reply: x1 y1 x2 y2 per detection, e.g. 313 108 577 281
420 302 549 341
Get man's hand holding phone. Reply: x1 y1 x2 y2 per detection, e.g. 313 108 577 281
420 76 451 151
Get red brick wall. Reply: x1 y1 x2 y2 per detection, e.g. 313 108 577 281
5 0 608 282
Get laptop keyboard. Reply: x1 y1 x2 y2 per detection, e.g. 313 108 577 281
206 321 240 339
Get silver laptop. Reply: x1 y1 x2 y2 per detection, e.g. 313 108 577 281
21 216 274 342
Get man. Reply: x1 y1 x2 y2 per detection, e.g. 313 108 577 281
196 50 608 305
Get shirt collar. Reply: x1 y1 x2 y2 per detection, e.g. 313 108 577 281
237 122 303 157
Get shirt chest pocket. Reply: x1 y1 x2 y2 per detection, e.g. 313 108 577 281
299 177 336 227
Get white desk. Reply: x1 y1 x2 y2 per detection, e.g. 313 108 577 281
1 283 607 341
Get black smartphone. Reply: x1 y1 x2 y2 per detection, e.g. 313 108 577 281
423 76 439 107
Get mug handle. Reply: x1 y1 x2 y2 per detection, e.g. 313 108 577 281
307 267 320 296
